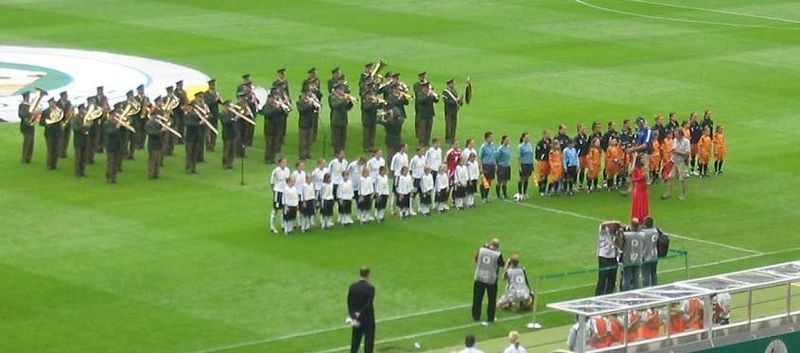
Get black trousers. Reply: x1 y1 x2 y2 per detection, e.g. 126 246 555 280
595 256 618 296
472 281 498 321
350 320 375 353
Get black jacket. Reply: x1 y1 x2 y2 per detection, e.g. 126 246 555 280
347 279 375 322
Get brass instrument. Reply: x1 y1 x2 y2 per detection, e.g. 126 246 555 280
228 103 257 126
152 114 183 139
304 93 322 112
343 93 359 104
125 98 141 118
60 105 77 128
164 93 180 110
110 105 137 132
428 84 439 100
192 103 220 136
44 105 64 125
28 87 47 114
369 59 387 79
83 103 103 129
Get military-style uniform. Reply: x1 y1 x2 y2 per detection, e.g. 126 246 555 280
377 111 404 158
203 88 221 152
93 93 109 154
103 118 123 183
19 102 35 163
184 107 201 173
442 86 462 145
415 88 438 146
40 108 62 170
297 95 318 159
134 93 150 150
56 98 72 158
146 118 163 178
234 97 250 158
174 86 188 144
328 92 354 153
360 97 382 152
413 79 426 143
220 108 237 169
260 99 283 163
71 113 90 176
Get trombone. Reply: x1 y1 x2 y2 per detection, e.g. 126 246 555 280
192 103 219 136
228 103 257 126
109 107 136 133
152 114 183 139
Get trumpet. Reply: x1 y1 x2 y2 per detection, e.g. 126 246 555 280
369 59 387 79
343 93 359 103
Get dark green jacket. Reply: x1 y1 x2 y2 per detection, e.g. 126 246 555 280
71 115 89 147
261 103 281 136
184 112 201 143
19 103 33 134
103 120 122 152
416 93 438 119
378 116 404 147
386 94 409 119
220 111 237 141
360 99 381 127
328 94 353 128
297 98 318 129
442 88 462 117
146 119 162 150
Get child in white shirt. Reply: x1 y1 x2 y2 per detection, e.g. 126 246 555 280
337 171 355 226
435 165 450 213
320 173 335 229
374 166 390 222
282 176 299 235
467 153 480 208
358 168 375 224
454 157 470 209
420 167 434 216
396 166 413 218
300 175 316 232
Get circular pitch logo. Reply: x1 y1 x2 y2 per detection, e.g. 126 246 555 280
766 339 788 353
0 46 211 122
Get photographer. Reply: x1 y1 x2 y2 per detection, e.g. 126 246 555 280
595 221 621 296
472 238 504 324
497 255 533 311
617 218 645 291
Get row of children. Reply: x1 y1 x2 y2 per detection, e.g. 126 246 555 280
267 138 487 234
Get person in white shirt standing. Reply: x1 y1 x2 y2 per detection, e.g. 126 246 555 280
374 166 390 222
282 176 299 235
458 334 484 353
269 158 291 234
426 138 443 181
367 149 385 181
311 158 328 225
396 166 413 218
320 173 335 229
300 175 316 233
328 150 348 201
454 157 469 210
502 331 527 353
420 167 434 216
435 165 450 213
337 171 355 226
409 146 427 215
467 153 480 208
390 144 409 215
348 156 366 200
358 168 375 224
291 161 307 192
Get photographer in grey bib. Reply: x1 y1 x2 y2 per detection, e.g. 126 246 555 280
617 218 644 291
595 221 621 295
472 238 504 324
641 216 660 287
497 254 533 311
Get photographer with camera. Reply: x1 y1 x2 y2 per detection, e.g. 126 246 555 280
596 221 621 296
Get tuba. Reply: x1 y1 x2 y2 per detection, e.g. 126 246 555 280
164 94 179 110
45 106 64 125
28 87 47 114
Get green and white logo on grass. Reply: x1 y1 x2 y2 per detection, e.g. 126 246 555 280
0 46 210 122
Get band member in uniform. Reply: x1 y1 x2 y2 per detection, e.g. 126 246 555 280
272 69 292 153
234 91 251 157
104 103 125 183
123 90 138 160
56 91 73 159
93 86 110 155
473 238 504 324
134 84 150 150
442 78 463 145
146 105 166 179
203 78 221 152
416 81 439 146
184 92 204 174
41 98 63 170
329 84 355 153
327 67 341 94
71 104 91 177
220 101 237 169
360 90 384 153
19 91 36 164
261 92 284 164
377 107 403 160
302 68 323 142
413 71 427 143
297 89 320 159
174 80 189 144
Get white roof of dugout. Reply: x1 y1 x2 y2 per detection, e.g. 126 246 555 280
548 260 800 317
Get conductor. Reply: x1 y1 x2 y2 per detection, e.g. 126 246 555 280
348 267 376 353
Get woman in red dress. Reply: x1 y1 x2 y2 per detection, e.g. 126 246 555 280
631 156 650 221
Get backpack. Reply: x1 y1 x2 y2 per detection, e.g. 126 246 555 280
656 228 670 258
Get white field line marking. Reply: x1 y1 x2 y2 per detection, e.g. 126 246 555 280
572 0 791 29
507 200 763 255
624 0 800 25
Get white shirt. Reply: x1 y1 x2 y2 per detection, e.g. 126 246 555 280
502 344 527 353
270 166 291 193
291 170 307 189
397 174 413 195
461 147 477 163
359 176 374 195
410 155 426 179
467 160 480 180
301 184 315 202
714 293 731 320
367 156 385 180
321 182 334 200
458 348 484 353
312 167 328 191
282 185 299 207
597 224 618 259
375 175 390 195
672 137 690 163
390 152 409 178
425 147 442 171
328 158 348 185
421 173 434 193
337 180 354 200
455 164 469 186
436 172 449 191
348 161 363 189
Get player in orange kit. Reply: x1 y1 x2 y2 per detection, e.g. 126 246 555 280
697 127 712 177
648 130 661 184
713 125 725 174
587 137 602 192
547 140 563 196
660 130 674 181
605 138 624 190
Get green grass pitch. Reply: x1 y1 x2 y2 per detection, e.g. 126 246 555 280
1 1 800 352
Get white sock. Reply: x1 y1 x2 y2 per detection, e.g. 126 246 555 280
270 211 276 229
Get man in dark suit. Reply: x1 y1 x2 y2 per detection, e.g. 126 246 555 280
347 267 375 353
